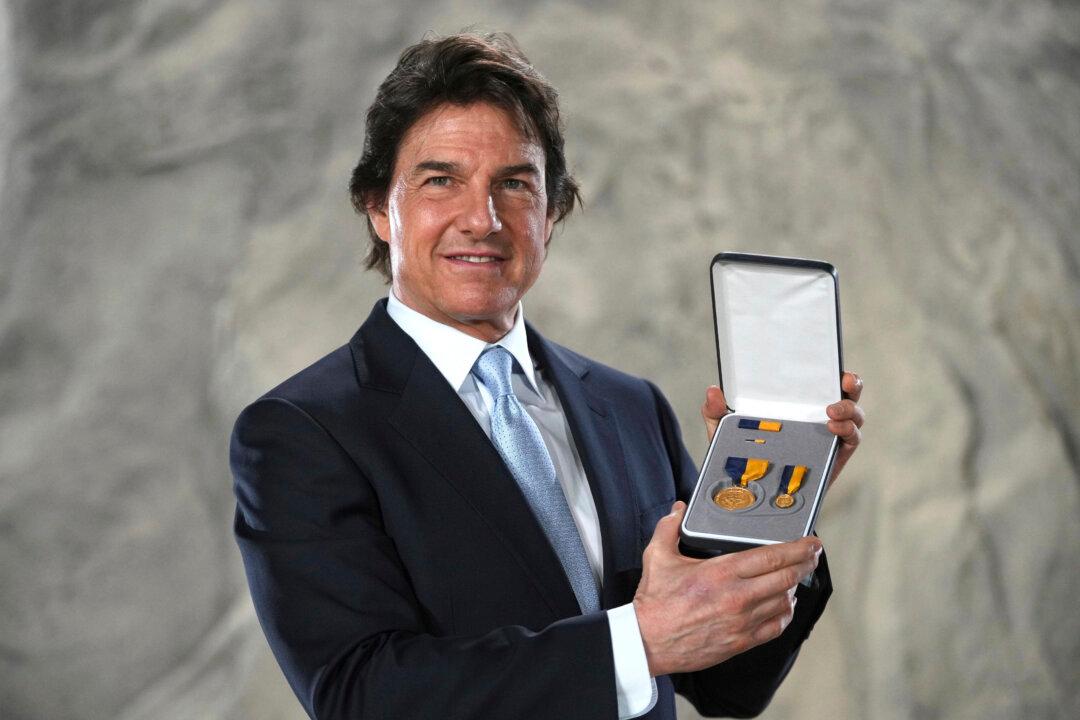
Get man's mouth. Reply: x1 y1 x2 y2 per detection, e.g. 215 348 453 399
447 255 501 263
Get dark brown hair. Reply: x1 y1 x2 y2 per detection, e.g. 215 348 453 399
348 32 581 282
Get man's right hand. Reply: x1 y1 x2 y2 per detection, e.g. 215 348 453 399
632 501 822 677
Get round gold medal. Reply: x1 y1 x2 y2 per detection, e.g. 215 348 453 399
774 493 794 509
714 486 755 511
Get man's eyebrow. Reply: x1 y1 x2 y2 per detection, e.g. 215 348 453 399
411 160 459 176
409 160 540 177
498 163 540 177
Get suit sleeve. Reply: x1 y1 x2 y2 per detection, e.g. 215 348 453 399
646 383 833 718
230 397 618 720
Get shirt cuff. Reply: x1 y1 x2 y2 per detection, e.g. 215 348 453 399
607 603 658 719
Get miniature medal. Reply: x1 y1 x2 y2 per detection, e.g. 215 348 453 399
774 494 795 509
775 464 808 509
713 456 770 511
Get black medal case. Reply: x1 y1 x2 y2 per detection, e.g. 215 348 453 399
680 252 844 555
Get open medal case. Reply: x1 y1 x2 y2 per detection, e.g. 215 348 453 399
680 252 843 555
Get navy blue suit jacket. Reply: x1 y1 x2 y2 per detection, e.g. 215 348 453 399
231 299 830 719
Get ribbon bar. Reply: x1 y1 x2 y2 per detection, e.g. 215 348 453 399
738 418 782 432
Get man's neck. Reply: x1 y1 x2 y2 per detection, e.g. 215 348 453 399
385 291 538 395
389 288 514 343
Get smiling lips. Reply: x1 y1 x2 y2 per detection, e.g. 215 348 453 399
446 254 503 264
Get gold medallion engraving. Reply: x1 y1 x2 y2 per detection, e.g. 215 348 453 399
714 486 755 510
774 493 794 509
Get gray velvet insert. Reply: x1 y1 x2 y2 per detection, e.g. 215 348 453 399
683 414 836 545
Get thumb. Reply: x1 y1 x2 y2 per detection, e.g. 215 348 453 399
703 385 729 417
702 385 729 442
645 501 686 559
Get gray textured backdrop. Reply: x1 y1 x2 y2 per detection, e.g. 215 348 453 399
1 1 1078 719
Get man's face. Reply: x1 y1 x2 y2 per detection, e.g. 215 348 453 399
369 102 555 341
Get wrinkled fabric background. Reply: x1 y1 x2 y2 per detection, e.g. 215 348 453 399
1 1 1077 719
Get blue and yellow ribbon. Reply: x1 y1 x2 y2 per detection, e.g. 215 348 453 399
774 464 808 508
738 418 782 432
781 464 807 494
724 456 770 486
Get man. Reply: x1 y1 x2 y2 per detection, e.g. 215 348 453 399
231 32 864 720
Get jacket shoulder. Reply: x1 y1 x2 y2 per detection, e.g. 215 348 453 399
231 342 371 448
257 343 357 407
543 337 662 403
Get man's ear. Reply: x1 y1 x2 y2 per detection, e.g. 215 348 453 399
368 199 391 242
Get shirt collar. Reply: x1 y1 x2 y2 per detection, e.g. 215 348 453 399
386 291 540 395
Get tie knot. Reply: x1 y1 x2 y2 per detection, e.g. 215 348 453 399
472 346 515 399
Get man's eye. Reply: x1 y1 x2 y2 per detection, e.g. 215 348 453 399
501 178 526 190
426 176 451 187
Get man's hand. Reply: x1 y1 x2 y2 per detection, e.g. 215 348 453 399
633 502 821 677
825 372 864 481
701 371 865 484
700 385 729 444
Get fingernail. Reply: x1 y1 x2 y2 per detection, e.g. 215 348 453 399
669 502 680 515
828 403 843 414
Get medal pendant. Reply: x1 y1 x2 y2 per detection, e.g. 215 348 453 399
714 486 755 511
774 493 794 509
773 465 808 510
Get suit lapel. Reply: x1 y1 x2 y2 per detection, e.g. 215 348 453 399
528 328 640 608
352 301 582 619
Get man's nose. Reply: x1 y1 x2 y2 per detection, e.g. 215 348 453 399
456 185 503 237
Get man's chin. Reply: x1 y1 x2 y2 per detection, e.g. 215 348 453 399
441 298 520 334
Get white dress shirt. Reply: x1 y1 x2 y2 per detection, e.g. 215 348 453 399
387 293 657 718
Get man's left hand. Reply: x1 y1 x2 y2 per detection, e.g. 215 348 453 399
824 372 864 482
701 371 865 485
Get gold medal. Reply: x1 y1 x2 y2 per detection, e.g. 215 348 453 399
714 486 755 510
774 465 807 509
714 457 770 511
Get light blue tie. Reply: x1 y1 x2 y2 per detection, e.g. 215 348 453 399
472 346 600 614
